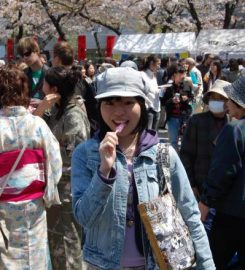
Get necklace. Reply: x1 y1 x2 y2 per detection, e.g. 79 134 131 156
120 134 138 159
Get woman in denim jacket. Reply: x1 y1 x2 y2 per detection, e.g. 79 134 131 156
71 67 215 270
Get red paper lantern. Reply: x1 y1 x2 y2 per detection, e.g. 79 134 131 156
7 39 14 62
77 35 86 61
105 36 116 57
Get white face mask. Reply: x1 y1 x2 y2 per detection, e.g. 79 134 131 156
208 100 225 114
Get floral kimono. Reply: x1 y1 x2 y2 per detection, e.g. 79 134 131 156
0 106 62 270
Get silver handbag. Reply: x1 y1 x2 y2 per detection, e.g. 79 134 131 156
138 143 195 270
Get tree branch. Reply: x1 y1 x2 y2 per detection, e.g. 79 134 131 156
40 0 67 40
161 5 184 33
186 0 202 33
78 11 121 35
16 9 24 42
223 0 239 29
145 3 157 33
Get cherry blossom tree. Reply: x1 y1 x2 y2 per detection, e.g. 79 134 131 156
0 0 244 45
186 0 243 33
134 0 245 33
0 0 54 42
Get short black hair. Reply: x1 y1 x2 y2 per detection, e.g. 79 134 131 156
196 55 203 62
44 66 81 119
97 96 148 140
173 64 186 74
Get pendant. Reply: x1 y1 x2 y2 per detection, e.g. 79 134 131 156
126 220 134 227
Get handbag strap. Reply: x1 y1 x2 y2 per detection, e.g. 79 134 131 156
156 143 173 195
0 144 27 196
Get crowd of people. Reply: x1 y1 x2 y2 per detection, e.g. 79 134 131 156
0 36 244 270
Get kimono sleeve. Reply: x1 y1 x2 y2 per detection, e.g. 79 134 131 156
38 118 63 207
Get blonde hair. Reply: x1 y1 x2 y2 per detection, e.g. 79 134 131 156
17 37 40 56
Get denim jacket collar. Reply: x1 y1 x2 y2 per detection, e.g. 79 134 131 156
90 130 159 162
87 137 158 162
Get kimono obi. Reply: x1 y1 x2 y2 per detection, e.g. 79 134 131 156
0 148 46 202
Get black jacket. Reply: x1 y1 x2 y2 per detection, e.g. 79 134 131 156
74 78 98 135
201 117 245 217
180 111 229 193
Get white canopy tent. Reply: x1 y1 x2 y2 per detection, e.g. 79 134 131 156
195 29 245 54
112 32 196 55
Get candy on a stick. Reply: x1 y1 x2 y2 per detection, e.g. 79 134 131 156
115 123 125 134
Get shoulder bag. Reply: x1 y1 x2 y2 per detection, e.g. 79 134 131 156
137 143 195 270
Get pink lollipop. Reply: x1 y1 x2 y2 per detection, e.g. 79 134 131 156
115 123 125 134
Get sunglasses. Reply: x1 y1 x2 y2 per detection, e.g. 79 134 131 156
22 50 32 57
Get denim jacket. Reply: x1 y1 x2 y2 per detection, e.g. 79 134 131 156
71 137 215 270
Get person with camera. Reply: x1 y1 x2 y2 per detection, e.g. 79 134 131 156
165 92 192 151
161 65 192 151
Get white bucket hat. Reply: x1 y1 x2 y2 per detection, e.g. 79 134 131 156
203 79 230 104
